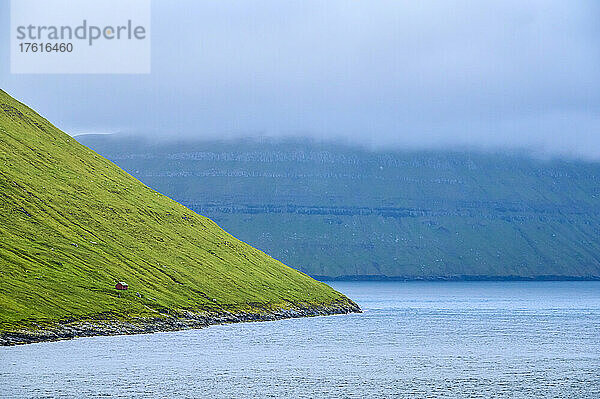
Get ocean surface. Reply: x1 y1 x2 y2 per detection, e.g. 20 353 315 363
1 281 599 398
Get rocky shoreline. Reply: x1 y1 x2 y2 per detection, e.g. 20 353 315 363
0 300 361 346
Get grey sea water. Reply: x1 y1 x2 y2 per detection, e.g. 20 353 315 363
1 281 599 398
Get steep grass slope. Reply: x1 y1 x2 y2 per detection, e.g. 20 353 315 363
0 90 357 338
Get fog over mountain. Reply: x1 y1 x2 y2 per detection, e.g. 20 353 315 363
1 0 599 158
79 134 600 280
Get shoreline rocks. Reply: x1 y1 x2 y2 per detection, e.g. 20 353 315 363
0 300 361 346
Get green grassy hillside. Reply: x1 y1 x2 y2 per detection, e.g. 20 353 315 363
0 90 356 334
77 135 600 280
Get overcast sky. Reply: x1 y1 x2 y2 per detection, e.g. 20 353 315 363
1 0 599 158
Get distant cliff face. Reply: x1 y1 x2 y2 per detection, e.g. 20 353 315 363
78 134 600 280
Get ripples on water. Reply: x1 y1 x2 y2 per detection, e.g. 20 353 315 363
1 281 599 398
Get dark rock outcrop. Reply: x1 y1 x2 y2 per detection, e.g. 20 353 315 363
0 300 361 346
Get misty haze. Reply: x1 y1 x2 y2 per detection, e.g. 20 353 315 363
3 0 600 158
1 1 599 398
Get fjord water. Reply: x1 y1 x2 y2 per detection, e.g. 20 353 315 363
2 282 599 398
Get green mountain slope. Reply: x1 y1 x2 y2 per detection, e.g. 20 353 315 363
77 135 600 280
0 90 358 342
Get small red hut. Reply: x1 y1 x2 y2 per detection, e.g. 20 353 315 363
115 282 128 290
